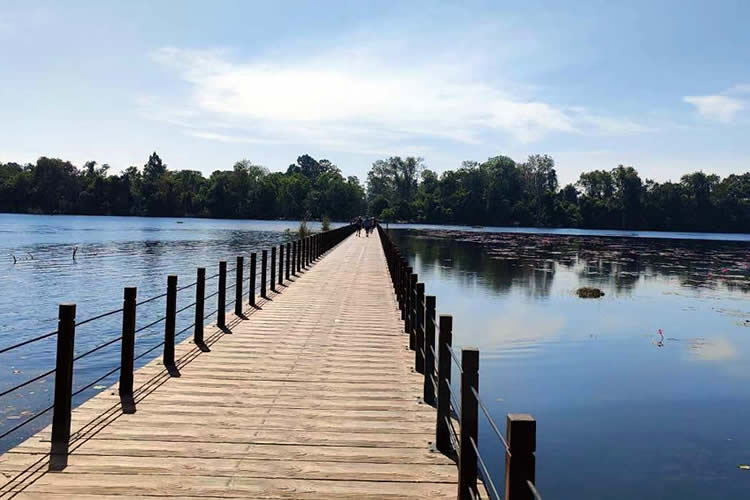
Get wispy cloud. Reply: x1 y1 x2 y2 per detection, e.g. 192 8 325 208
146 46 651 153
683 84 750 123
684 95 745 123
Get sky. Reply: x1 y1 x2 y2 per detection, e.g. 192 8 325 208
1 0 749 186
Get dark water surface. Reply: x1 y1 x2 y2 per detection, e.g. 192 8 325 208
390 228 750 500
0 214 339 451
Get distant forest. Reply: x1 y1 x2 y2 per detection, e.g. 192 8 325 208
0 152 748 233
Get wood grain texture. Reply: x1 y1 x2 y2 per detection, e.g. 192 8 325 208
1 231 480 499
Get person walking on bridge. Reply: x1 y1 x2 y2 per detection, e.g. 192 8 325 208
363 217 372 237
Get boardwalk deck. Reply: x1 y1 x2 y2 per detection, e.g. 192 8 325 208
1 231 466 499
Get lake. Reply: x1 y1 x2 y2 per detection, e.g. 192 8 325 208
0 214 339 451
1 215 748 499
389 227 749 500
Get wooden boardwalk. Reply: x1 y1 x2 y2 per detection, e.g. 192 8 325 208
0 231 463 499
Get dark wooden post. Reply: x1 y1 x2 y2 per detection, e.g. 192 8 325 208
404 266 413 332
286 242 291 280
395 254 402 307
119 288 136 399
409 273 417 349
435 315 453 454
163 275 177 368
505 414 537 500
291 241 297 276
303 237 308 267
261 250 268 298
415 283 425 374
423 295 436 406
194 268 205 344
249 253 256 306
296 240 301 273
270 247 277 293
458 348 479 500
218 261 226 328
234 256 244 316
50 303 76 465
279 244 284 285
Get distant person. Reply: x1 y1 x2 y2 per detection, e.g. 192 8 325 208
363 217 371 237
356 216 363 237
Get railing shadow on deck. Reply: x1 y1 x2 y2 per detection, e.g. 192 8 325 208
377 224 542 500
0 225 356 497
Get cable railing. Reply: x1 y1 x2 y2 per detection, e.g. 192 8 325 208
377 223 542 500
1 225 356 455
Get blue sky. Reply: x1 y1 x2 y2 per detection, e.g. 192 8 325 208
1 0 748 185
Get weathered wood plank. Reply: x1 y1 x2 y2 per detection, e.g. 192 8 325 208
0 232 472 499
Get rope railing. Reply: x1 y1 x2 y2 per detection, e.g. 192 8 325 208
73 335 122 362
76 308 124 327
0 367 56 399
0 403 54 441
472 386 511 452
376 222 541 500
1 226 356 451
0 329 58 355
471 436 503 500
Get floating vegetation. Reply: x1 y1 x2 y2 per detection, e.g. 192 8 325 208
576 287 605 298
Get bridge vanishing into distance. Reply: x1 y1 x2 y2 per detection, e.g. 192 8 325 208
0 225 538 500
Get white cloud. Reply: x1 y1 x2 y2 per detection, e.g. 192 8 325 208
688 337 738 362
147 46 650 153
683 94 745 123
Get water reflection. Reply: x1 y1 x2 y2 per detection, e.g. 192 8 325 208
393 229 749 297
391 228 750 500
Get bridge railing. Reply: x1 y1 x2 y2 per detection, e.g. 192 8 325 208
377 224 541 500
0 224 355 462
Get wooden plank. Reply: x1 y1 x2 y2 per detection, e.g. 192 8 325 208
0 232 476 499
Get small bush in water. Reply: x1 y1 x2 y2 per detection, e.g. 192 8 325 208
576 287 605 298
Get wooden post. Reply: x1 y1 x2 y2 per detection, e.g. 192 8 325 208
505 414 536 500
409 273 417 350
286 242 291 280
163 275 177 368
119 288 136 399
291 241 297 276
249 253 256 306
279 244 284 285
404 267 413 333
395 255 402 309
298 239 302 272
50 303 76 465
218 261 226 328
270 247 277 293
415 283 425 374
303 237 308 267
261 250 268 298
435 315 453 455
194 268 205 344
423 295 436 406
458 348 479 500
234 256 244 315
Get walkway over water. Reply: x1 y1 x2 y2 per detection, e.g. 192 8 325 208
1 231 463 499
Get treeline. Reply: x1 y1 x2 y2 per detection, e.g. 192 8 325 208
367 155 750 233
1 152 748 232
0 153 366 220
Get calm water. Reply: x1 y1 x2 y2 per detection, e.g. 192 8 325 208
390 228 750 500
0 214 340 451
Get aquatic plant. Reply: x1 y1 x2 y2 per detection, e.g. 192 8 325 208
576 287 605 298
